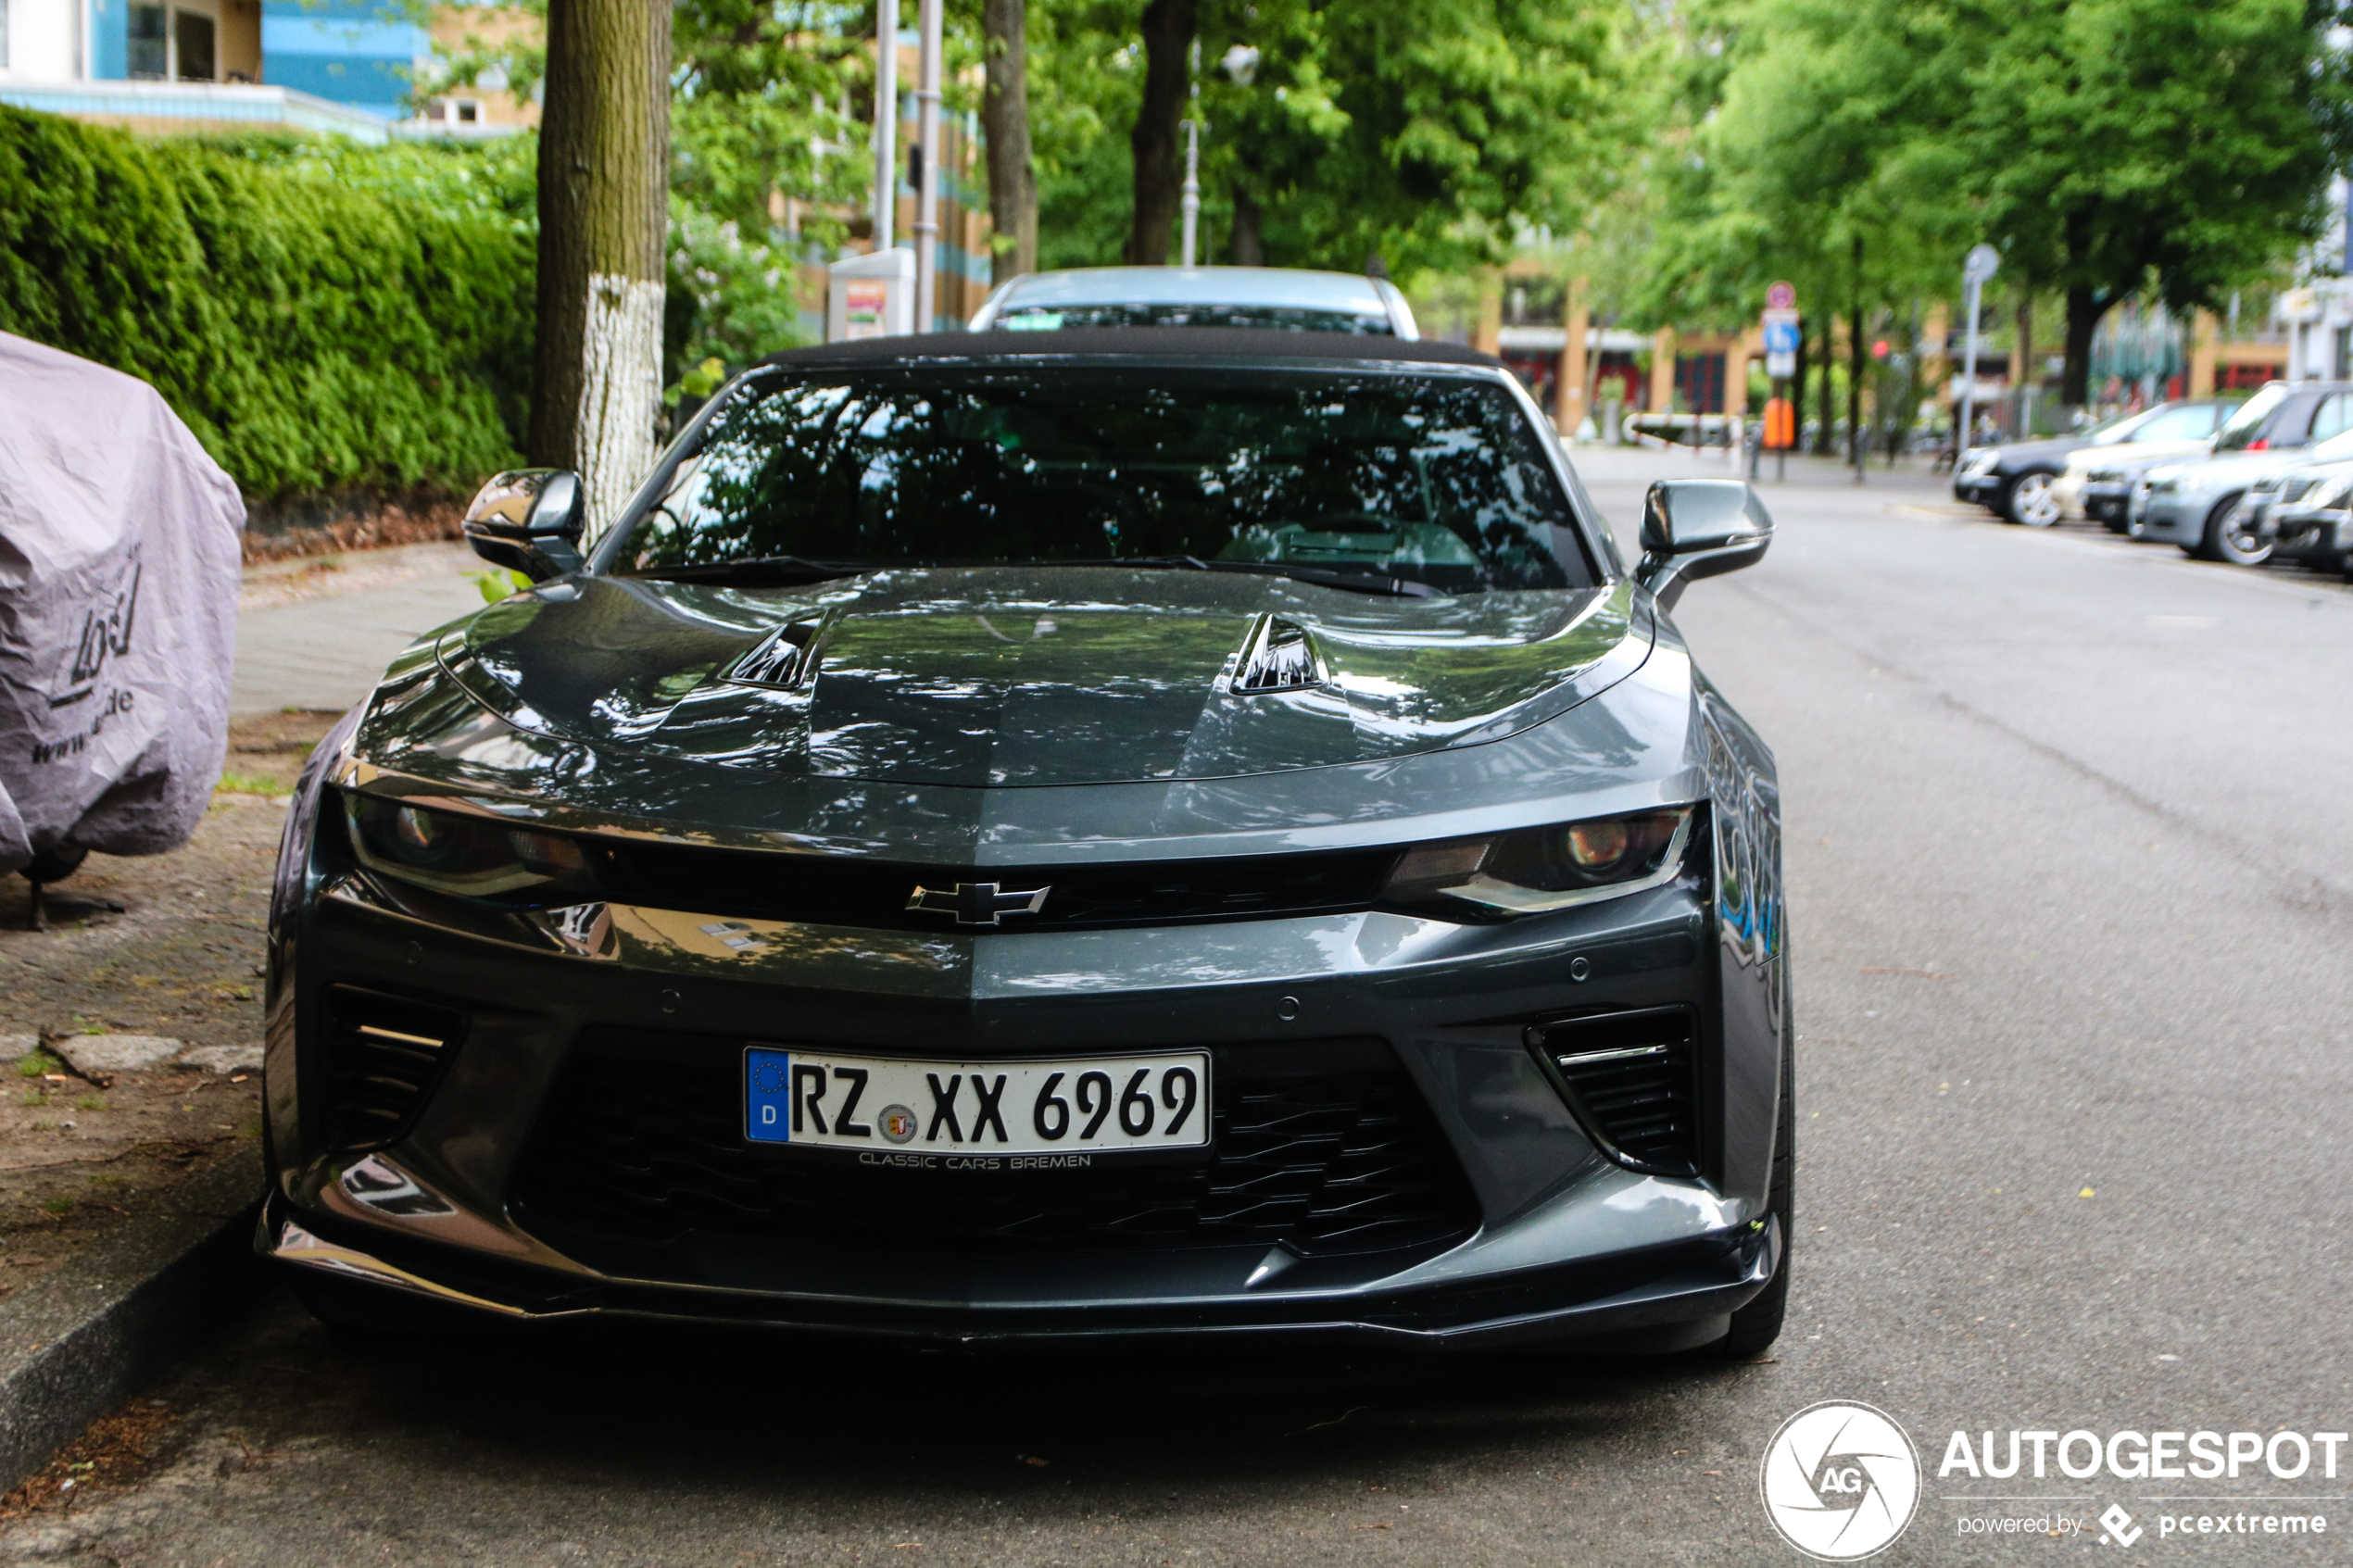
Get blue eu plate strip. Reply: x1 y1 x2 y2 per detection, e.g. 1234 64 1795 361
745 1047 793 1143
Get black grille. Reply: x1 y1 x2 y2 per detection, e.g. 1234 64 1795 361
1529 1008 1700 1176
509 1033 1480 1274
591 838 1396 933
320 985 467 1150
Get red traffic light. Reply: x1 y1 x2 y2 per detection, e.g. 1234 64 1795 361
1871 340 1891 359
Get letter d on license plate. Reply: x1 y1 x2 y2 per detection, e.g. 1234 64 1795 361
744 1047 1212 1156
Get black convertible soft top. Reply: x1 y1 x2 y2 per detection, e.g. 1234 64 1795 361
761 326 1504 371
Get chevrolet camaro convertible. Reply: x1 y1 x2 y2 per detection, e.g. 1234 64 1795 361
262 329 1792 1357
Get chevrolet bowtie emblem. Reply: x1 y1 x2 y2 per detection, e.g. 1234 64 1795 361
905 881 1051 926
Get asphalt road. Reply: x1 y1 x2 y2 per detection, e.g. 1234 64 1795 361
16 449 2352 1566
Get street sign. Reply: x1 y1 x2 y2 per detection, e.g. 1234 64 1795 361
1766 280 1797 310
1956 244 2000 455
1762 307 1799 380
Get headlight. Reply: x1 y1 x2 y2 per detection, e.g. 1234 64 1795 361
346 796 598 902
1381 807 1693 916
2309 475 2353 510
1961 450 1999 475
2148 477 2182 495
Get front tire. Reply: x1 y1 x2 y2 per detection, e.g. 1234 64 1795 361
1717 997 1794 1359
2001 470 2062 527
2195 495 2270 565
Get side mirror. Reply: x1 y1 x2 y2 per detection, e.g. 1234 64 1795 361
1634 479 1774 610
462 469 585 582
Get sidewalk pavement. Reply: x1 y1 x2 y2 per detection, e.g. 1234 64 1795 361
231 546 487 718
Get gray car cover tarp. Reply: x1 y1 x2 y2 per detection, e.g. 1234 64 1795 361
0 332 243 877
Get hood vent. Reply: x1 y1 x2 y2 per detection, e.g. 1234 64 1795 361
1234 617 1326 694
727 617 826 689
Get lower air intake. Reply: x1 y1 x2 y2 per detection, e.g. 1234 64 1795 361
1529 1007 1700 1176
320 985 467 1150
508 1032 1481 1278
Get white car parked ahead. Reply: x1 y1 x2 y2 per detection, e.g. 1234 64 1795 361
971 266 1421 338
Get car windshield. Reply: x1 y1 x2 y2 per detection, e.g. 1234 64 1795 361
2213 384 2290 451
612 366 1587 593
997 304 1393 334
2085 407 2160 444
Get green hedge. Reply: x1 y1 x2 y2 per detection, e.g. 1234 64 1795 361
0 107 536 502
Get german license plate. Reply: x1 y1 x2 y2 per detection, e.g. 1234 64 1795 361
743 1047 1211 1161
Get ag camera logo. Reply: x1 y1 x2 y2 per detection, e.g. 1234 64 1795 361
1760 1400 1922 1560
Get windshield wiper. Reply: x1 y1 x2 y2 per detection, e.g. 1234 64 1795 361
624 556 871 586
1051 557 1441 598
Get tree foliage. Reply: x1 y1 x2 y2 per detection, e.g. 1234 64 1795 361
0 107 534 500
1030 0 1638 276
671 0 870 244
1652 0 2353 401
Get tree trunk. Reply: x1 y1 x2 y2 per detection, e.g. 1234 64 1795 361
530 0 672 541
1127 0 1195 266
1847 236 1865 474
982 0 1036 283
1813 314 1835 456
2061 286 2107 406
1792 314 1810 450
1231 184 1264 266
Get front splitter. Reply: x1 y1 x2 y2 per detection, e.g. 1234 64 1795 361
258 1195 1777 1354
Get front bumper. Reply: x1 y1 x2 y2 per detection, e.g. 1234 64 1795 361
2127 486 2210 543
2077 479 2133 524
1954 468 2002 505
262 834 1782 1350
2269 505 2349 563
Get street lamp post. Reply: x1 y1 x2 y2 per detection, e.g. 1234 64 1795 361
912 0 943 331
872 0 897 251
1179 41 1202 267
1179 119 1201 267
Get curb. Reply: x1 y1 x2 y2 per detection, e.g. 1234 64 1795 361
0 1156 263 1491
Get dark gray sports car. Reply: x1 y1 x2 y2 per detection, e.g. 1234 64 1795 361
261 329 1792 1356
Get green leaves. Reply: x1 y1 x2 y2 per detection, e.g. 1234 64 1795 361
665 200 811 373
671 0 870 239
1030 0 1637 275
0 108 534 502
1655 0 2347 346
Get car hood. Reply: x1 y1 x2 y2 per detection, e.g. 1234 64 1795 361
1978 435 2087 469
2069 438 2212 476
427 567 1652 788
2151 450 2298 490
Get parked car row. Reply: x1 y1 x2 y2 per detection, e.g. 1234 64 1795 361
1953 382 2353 581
